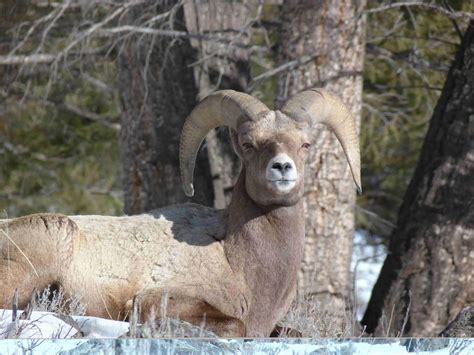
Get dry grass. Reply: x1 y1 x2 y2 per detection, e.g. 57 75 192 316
0 286 86 338
126 293 362 338
34 285 86 317
276 296 358 338
125 293 217 338
124 292 360 338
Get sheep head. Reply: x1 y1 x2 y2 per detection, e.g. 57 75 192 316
229 111 310 206
180 89 361 207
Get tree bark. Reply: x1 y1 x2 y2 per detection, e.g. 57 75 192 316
184 0 255 209
362 21 474 337
118 1 214 214
276 0 366 322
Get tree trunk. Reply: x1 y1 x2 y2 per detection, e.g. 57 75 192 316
362 21 474 337
118 1 214 214
276 0 366 323
184 0 255 209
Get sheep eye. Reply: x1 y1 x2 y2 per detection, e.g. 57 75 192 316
302 143 311 149
242 143 254 151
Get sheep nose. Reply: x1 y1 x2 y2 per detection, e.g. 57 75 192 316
266 153 298 187
272 162 293 172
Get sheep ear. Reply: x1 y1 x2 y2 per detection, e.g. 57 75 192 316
229 128 243 159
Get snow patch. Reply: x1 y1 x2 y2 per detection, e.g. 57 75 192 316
0 309 129 339
352 230 386 320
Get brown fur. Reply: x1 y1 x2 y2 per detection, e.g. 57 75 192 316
0 112 330 337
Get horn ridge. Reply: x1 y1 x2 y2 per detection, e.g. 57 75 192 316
180 90 269 197
281 88 362 192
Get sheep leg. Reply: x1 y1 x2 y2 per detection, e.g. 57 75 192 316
0 214 75 310
127 287 247 337
184 315 246 337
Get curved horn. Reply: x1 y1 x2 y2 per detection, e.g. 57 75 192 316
180 90 269 197
281 89 361 192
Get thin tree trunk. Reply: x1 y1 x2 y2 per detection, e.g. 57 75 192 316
276 0 366 323
118 1 214 214
362 21 474 337
184 0 255 209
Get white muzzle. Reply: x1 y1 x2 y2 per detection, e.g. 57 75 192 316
266 153 297 194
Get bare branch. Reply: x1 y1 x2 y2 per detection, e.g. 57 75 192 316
22 94 120 131
61 102 121 131
82 74 115 94
0 54 57 65
355 206 397 229
9 2 67 57
0 48 111 66
97 25 260 50
250 52 320 89
365 2 474 21
366 43 450 72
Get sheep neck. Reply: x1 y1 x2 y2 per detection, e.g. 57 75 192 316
223 171 305 332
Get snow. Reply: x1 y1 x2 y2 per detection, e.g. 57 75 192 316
352 230 386 320
0 338 472 354
0 309 129 339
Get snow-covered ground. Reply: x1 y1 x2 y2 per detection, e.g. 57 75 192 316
0 309 129 339
0 337 472 354
351 230 387 320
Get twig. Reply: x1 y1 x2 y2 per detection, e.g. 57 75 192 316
19 288 38 321
366 43 450 72
355 206 396 228
250 52 321 89
19 94 120 131
9 3 65 57
442 0 464 40
59 4 135 59
34 0 71 58
399 289 412 336
62 102 120 131
12 289 19 322
0 54 57 66
82 73 115 94
0 48 108 66
365 2 474 20
52 313 84 337
386 303 396 337
129 295 140 337
44 2 139 96
98 25 256 50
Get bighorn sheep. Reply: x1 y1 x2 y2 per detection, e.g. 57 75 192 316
0 89 360 337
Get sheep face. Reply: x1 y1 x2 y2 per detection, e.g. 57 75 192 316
232 111 310 207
